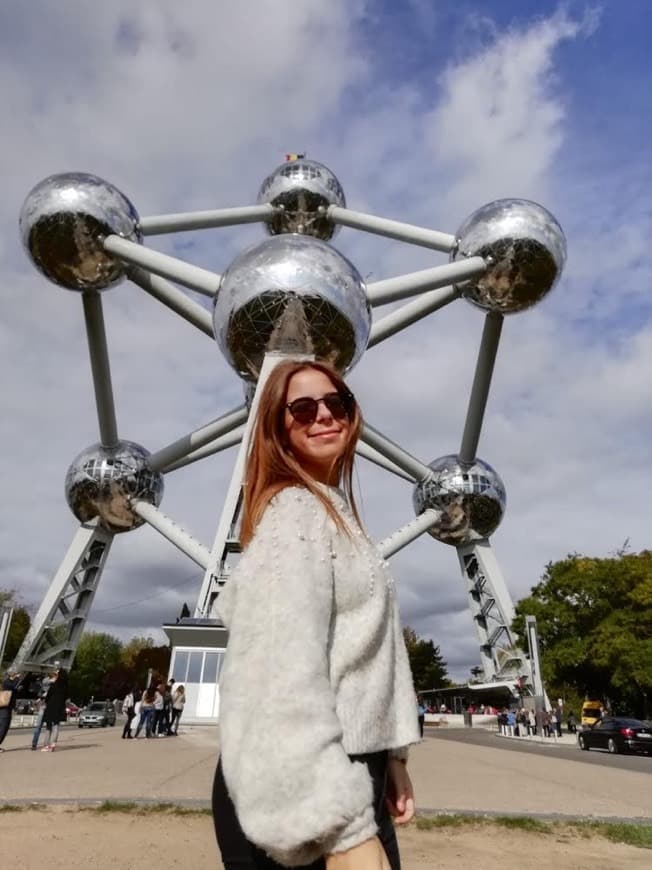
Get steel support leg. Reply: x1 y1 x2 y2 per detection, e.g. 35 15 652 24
12 522 113 672
456 539 530 684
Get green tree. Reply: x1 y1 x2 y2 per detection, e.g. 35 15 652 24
120 635 155 670
513 551 652 718
69 632 123 703
0 590 31 667
403 626 450 691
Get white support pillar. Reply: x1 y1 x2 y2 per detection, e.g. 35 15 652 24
361 423 432 482
104 235 220 297
140 204 275 236
367 258 486 307
354 441 415 482
456 539 528 683
11 522 113 672
147 406 248 473
131 501 210 569
327 205 457 253
368 285 460 348
127 267 215 336
164 425 245 473
378 510 441 559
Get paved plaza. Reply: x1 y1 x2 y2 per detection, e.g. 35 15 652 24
1 723 650 822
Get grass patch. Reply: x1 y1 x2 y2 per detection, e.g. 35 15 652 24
415 814 652 850
574 821 652 850
493 816 550 834
86 800 211 817
416 814 481 831
0 803 46 813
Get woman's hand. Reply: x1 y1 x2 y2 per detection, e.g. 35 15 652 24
326 836 390 870
385 759 415 824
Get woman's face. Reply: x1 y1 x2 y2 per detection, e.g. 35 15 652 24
284 368 351 483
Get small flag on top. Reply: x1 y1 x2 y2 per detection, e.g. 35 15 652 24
285 153 306 162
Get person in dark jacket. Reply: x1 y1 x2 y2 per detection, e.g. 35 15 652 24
0 671 22 752
41 669 68 752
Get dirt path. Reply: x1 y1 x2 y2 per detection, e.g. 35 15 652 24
0 809 646 870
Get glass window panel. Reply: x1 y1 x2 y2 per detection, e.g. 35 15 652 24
202 652 219 684
172 651 189 683
187 651 203 683
216 652 225 680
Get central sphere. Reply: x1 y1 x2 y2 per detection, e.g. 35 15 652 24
451 199 566 314
19 172 141 292
213 234 371 382
257 159 345 241
413 455 506 545
65 441 163 534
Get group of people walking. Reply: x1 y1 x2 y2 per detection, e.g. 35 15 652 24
122 680 186 739
0 665 69 753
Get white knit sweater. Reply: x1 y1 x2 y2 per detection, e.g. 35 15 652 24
215 486 420 867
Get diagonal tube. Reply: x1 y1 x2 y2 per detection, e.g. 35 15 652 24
164 424 246 473
327 205 456 253
103 235 220 297
361 423 432 482
82 291 119 447
355 442 415 483
148 406 248 473
131 500 210 569
459 311 504 464
368 284 460 348
367 257 486 306
140 204 275 236
127 266 214 337
378 509 441 559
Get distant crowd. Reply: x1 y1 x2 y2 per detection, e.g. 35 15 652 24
495 706 577 738
122 680 186 739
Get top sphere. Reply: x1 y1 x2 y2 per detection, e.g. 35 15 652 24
20 172 142 292
413 454 506 546
451 199 566 314
257 158 345 241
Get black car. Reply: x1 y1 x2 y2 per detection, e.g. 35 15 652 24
578 717 652 755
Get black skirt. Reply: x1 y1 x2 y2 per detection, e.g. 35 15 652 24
212 750 401 870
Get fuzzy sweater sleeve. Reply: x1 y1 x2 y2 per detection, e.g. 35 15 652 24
215 488 377 866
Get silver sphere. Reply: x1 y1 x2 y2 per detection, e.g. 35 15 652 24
451 199 566 314
214 234 370 382
20 172 141 291
257 158 345 241
413 455 506 545
65 441 163 534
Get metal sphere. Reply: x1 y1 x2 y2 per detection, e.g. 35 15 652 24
257 158 345 241
65 441 163 534
413 455 506 545
451 199 566 314
213 234 371 382
19 172 141 291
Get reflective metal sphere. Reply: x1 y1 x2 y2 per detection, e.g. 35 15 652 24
213 234 371 382
413 455 506 545
257 159 345 241
20 172 141 291
65 441 163 534
451 199 566 314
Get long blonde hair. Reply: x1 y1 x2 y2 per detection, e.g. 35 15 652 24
240 360 362 548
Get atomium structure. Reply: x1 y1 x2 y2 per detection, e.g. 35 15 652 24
13 159 566 707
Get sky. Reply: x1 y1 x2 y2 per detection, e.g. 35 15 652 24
1 0 651 682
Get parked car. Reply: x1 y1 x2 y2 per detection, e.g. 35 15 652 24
66 702 81 718
78 701 116 728
577 717 652 755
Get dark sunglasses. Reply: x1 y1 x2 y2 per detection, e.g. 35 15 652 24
286 390 356 425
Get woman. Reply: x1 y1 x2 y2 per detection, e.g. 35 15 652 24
42 668 68 752
0 670 22 752
170 684 186 735
121 688 136 739
134 684 156 738
212 360 420 870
